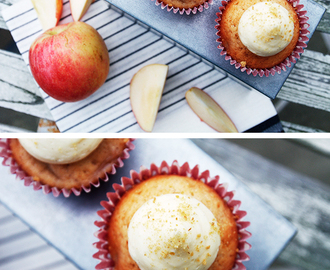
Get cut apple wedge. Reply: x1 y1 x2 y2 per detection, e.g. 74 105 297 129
185 87 238 133
130 64 169 132
31 0 63 31
70 0 93 21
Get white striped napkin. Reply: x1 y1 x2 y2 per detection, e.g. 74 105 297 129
2 0 278 133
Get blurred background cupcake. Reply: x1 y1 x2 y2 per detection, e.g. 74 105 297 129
215 0 310 77
94 160 251 270
0 138 134 197
152 0 213 15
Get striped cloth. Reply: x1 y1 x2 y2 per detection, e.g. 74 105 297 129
2 0 279 133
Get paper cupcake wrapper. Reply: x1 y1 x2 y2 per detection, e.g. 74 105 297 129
152 0 213 15
0 138 135 198
93 160 251 270
215 0 310 77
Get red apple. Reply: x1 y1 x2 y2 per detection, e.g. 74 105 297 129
29 21 110 102
31 0 63 31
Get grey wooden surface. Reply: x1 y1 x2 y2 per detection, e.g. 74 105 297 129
0 0 329 132
0 0 328 33
316 0 330 33
0 48 53 120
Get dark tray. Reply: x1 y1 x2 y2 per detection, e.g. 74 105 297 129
106 0 326 99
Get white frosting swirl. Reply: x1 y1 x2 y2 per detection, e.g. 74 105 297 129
128 194 221 270
18 138 103 164
238 2 295 57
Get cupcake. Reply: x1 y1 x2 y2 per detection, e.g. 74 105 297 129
215 0 309 76
153 0 213 15
0 138 134 197
94 161 251 270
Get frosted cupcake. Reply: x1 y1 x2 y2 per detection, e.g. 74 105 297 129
0 138 134 197
94 161 251 270
152 0 213 15
215 0 309 76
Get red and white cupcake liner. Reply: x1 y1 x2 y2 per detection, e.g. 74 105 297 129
152 0 213 15
0 138 135 198
215 0 310 77
93 160 251 270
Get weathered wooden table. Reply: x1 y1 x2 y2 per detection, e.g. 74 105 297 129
0 0 329 133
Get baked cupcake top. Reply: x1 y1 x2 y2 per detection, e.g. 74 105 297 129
107 174 239 270
94 161 251 270
9 138 131 192
161 0 207 10
218 0 300 69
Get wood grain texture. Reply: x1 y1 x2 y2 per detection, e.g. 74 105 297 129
279 49 330 113
0 49 53 120
316 0 330 33
0 0 329 32
192 139 330 270
282 120 327 132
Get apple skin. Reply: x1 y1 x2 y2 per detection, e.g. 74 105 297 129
29 21 109 102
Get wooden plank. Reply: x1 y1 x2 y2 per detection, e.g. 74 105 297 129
281 120 327 132
316 0 330 33
279 49 330 112
192 139 330 270
295 138 330 156
0 49 53 120
0 0 329 33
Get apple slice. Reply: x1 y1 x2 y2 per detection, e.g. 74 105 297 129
130 64 169 132
31 0 63 31
185 87 238 132
70 0 93 21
